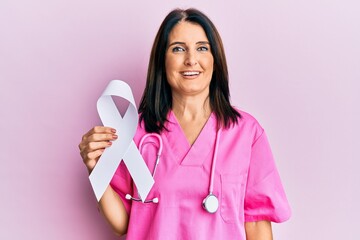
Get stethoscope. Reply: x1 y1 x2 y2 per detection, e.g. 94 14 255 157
126 129 221 214
125 133 162 203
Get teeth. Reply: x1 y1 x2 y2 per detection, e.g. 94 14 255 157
182 71 200 76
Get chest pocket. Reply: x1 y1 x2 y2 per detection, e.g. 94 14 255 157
220 173 246 224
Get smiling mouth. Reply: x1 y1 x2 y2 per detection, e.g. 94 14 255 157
181 71 200 76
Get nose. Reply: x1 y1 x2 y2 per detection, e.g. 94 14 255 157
184 50 197 66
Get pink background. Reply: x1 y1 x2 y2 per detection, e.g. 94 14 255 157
1 0 359 239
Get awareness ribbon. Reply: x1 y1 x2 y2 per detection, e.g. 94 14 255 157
89 80 154 202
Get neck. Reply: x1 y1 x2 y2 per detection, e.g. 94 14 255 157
171 92 211 121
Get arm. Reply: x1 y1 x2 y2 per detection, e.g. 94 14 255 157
98 185 129 236
79 126 129 236
245 221 273 240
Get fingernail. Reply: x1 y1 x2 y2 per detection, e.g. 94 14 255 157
112 135 118 139
111 128 116 133
108 142 112 146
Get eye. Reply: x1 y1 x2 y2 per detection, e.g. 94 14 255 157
197 46 209 51
172 46 185 52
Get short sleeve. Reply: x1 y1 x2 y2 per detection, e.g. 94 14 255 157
110 161 133 214
244 130 291 223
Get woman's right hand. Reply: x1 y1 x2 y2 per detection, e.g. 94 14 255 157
78 126 118 174
79 126 129 235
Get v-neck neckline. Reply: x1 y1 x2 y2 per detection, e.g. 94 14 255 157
164 110 217 166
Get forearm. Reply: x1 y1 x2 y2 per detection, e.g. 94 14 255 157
98 185 129 236
245 221 273 240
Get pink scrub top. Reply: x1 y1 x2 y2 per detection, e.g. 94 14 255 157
110 110 291 239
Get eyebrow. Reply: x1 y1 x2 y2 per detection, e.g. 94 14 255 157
168 41 210 47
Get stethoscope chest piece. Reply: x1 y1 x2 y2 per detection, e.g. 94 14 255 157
202 194 219 214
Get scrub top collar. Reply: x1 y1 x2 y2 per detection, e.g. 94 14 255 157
164 110 217 166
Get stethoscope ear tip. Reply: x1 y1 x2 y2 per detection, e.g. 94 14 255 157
152 198 159 203
125 194 132 200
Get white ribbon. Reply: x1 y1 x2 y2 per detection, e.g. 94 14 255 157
89 80 154 202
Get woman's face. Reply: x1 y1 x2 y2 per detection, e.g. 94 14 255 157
165 21 214 98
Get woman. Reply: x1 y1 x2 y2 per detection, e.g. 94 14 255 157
79 8 291 239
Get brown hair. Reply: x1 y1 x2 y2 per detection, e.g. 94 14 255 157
139 8 241 133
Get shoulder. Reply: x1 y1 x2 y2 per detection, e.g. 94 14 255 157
234 107 262 128
237 108 259 123
229 107 265 142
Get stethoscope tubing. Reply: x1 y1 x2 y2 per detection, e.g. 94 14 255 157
126 133 163 203
127 129 221 213
139 133 162 177
209 128 221 195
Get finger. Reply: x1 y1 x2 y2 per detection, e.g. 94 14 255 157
83 148 105 164
82 126 116 140
86 141 112 152
91 126 116 135
80 142 108 159
87 133 118 142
